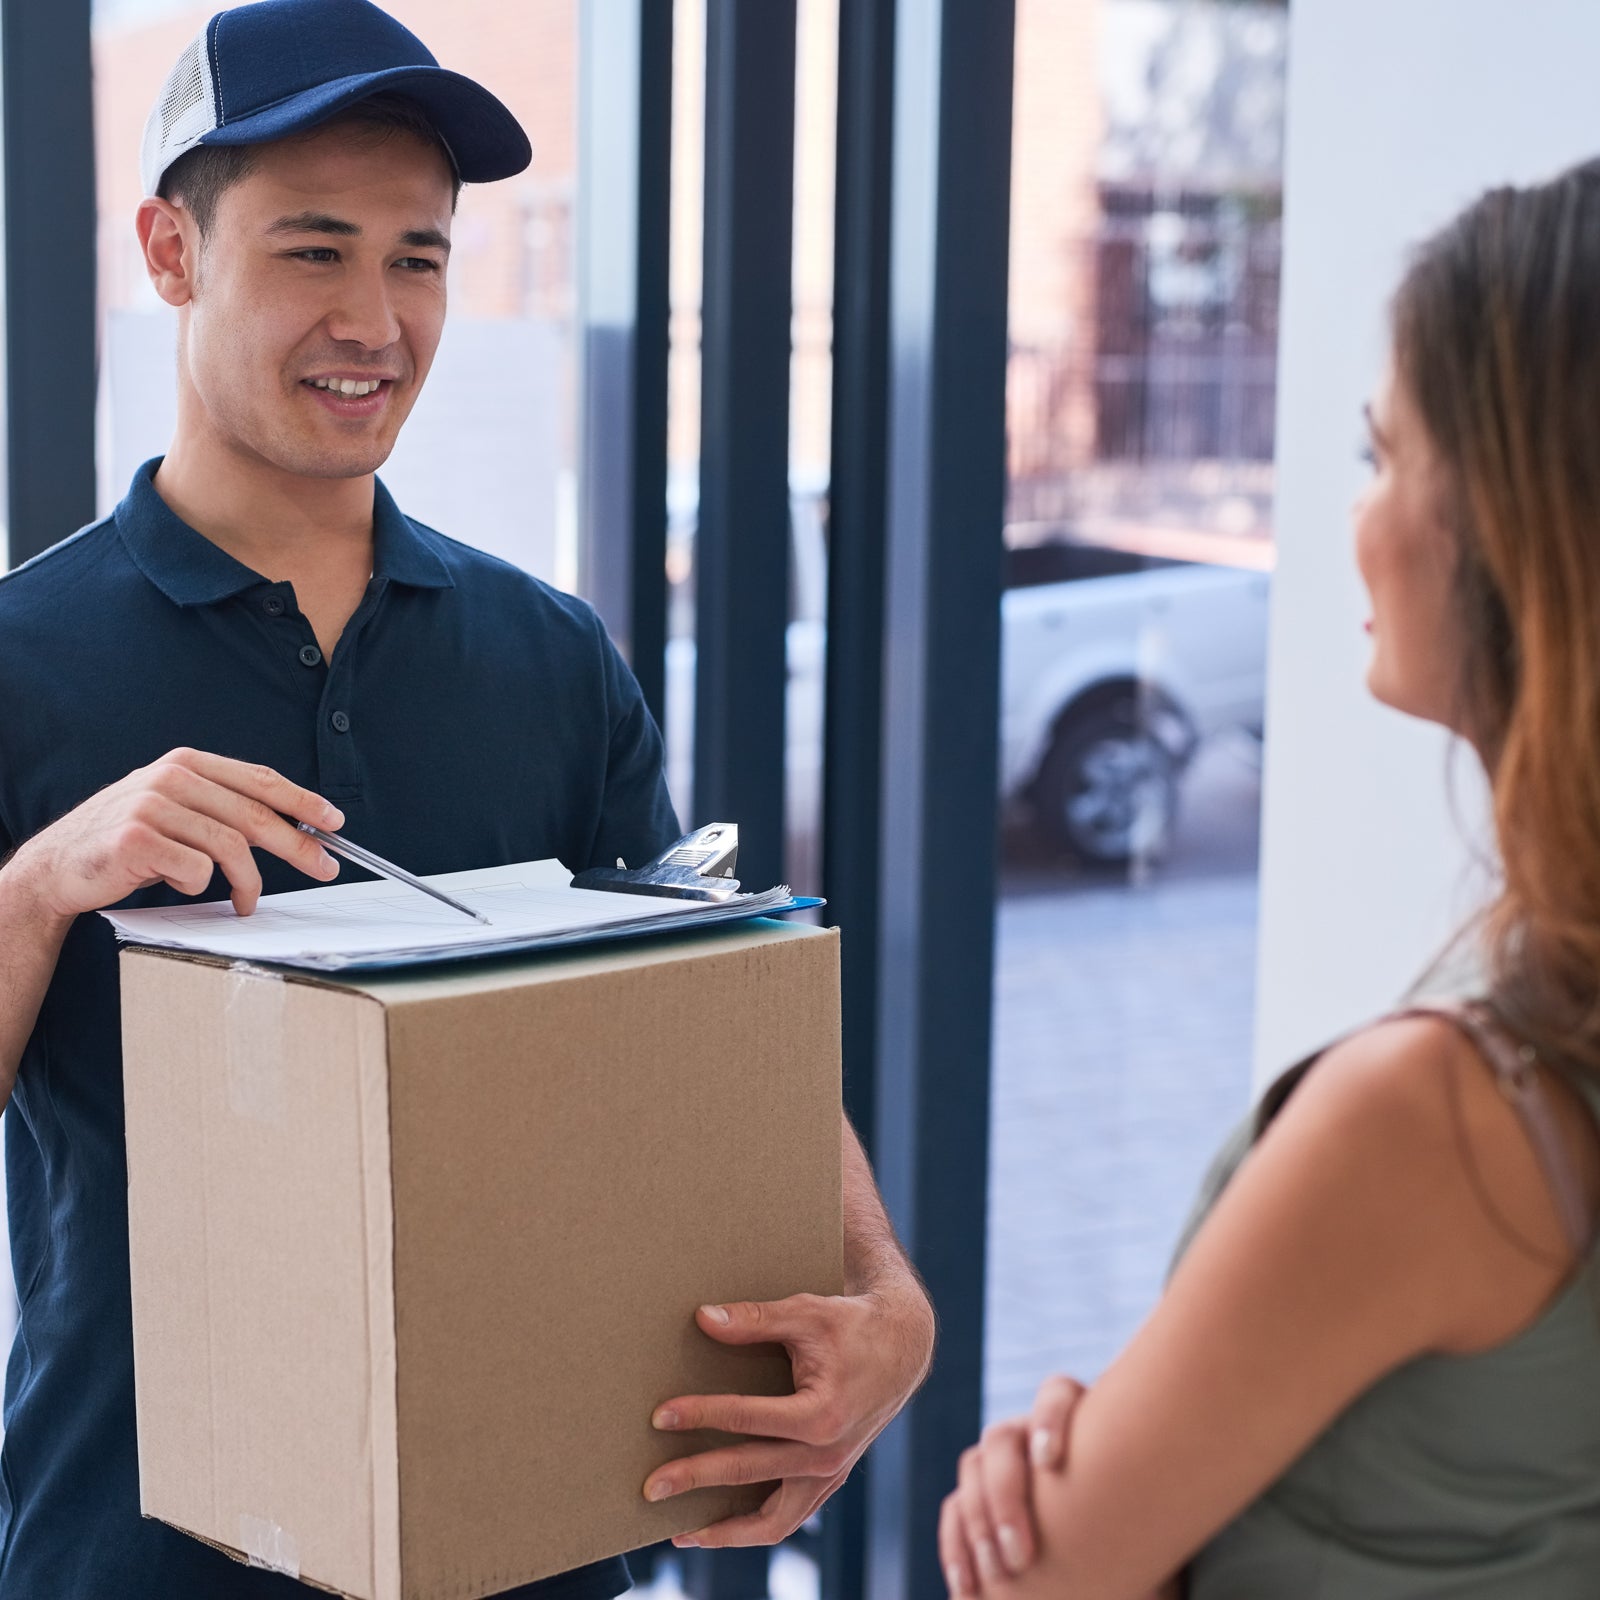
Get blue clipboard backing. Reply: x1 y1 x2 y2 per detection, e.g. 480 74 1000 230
268 895 827 975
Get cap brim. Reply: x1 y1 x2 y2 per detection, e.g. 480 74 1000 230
197 65 532 183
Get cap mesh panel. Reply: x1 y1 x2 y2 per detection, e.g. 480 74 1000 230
159 40 207 141
140 23 219 196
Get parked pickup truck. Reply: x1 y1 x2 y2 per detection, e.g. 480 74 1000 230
1000 541 1268 865
665 504 1270 871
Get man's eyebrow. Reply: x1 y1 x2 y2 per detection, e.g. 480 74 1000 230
266 211 361 237
264 214 450 254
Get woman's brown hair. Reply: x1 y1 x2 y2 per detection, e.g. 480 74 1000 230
1394 158 1600 1074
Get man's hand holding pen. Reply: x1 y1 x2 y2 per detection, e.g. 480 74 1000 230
3 746 344 926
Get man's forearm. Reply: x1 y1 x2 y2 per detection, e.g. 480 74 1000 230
841 1115 906 1292
840 1115 936 1379
0 850 72 1106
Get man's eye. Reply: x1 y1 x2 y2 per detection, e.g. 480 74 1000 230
293 248 339 264
397 257 441 273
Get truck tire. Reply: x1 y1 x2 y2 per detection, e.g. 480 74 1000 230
1034 696 1180 867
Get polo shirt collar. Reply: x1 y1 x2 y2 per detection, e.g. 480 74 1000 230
371 476 454 592
115 457 454 607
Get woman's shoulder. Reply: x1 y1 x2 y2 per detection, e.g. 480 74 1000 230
1270 1010 1600 1353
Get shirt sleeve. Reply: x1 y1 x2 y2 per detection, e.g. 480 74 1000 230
583 616 682 872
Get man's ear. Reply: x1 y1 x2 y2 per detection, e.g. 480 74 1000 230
136 197 199 308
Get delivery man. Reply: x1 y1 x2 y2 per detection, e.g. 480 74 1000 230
0 3 935 1595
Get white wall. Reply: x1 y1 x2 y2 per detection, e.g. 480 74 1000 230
1255 0 1600 1081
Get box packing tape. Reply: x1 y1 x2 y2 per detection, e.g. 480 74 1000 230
239 1514 300 1578
224 962 286 1125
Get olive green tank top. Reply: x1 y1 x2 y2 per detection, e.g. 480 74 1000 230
1178 998 1600 1599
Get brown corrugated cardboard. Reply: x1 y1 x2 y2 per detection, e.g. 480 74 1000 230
120 919 843 1600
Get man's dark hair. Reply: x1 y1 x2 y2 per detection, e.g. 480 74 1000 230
157 92 462 234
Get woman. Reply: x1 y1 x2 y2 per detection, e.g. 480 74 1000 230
941 160 1600 1599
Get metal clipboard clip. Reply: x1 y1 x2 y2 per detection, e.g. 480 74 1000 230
571 823 745 903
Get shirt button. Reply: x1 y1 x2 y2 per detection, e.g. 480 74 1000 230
330 710 351 734
298 644 323 668
263 595 285 617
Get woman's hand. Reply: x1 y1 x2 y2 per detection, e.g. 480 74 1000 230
939 1374 1182 1598
938 1374 1085 1595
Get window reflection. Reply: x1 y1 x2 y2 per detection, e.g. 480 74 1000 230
661 0 836 899
989 0 1286 1412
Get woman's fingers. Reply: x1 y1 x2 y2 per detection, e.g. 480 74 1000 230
942 1393 1087 1593
955 1443 1003 1588
939 1490 977 1596
1029 1372 1086 1470
977 1419 1037 1574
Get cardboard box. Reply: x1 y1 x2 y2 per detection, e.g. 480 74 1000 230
120 919 843 1600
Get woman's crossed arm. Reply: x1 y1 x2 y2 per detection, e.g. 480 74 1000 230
941 1015 1595 1599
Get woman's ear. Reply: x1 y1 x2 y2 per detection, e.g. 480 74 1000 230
135 196 198 308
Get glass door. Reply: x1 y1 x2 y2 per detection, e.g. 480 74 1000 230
988 0 1287 1413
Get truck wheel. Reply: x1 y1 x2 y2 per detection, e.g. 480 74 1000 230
1034 698 1180 867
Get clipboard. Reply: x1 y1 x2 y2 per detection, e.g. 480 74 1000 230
571 823 749 902
102 827 823 974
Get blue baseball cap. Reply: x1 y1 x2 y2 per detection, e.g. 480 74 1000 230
139 0 532 196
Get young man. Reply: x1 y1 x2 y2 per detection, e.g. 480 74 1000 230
0 3 934 1596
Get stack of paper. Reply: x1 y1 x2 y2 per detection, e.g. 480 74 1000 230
102 859 805 972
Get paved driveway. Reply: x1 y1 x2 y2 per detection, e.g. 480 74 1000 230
986 732 1263 1416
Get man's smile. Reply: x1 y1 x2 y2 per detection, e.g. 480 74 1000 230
306 375 387 394
299 374 396 416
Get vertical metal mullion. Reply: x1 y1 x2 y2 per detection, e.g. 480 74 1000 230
691 0 797 895
824 0 896 1179
578 0 673 728
818 0 896 1589
868 2 1015 1597
2 0 96 568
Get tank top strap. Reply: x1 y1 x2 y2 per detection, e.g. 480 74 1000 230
1397 1000 1595 1259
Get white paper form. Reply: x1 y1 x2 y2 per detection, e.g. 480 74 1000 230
99 859 774 971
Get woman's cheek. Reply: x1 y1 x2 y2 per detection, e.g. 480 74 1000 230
1352 490 1387 609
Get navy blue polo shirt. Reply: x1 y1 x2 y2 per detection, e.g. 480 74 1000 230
0 460 679 1599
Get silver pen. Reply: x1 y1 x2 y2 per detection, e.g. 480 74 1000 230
297 823 492 925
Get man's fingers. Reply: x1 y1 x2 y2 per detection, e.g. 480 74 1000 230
642 1440 807 1504
166 749 344 832
692 1295 825 1347
1028 1373 1086 1471
144 799 264 913
955 1444 1002 1590
151 764 340 886
17 749 345 924
939 1493 978 1597
144 833 221 901
670 1478 825 1550
652 1389 831 1446
977 1421 1036 1576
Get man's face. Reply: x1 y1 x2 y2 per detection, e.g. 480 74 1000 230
180 124 453 480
